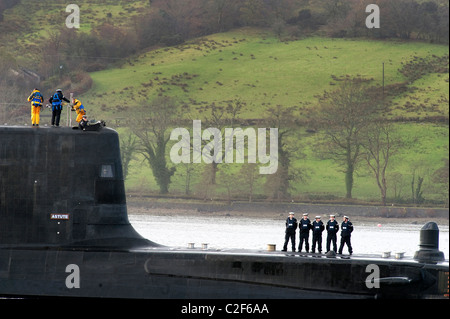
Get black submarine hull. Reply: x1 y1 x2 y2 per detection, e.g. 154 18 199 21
0 126 448 299
0 247 448 299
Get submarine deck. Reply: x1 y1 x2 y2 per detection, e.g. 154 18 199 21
131 245 449 265
2 243 446 267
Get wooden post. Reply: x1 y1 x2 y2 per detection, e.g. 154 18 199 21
69 93 74 127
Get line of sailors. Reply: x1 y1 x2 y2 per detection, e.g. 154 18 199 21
27 88 86 127
282 212 353 255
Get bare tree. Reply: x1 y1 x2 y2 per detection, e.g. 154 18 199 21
315 79 382 199
388 172 405 202
194 99 245 185
409 161 428 206
218 165 237 204
176 162 198 195
119 131 139 181
131 96 178 194
363 121 402 206
238 163 260 202
264 104 306 200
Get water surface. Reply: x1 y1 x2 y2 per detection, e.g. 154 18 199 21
129 214 449 259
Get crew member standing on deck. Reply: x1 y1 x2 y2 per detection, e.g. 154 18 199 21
48 89 70 127
282 212 297 252
298 213 311 252
311 216 324 253
338 216 353 255
326 214 339 253
28 88 43 127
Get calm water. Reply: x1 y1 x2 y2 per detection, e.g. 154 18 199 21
129 214 449 259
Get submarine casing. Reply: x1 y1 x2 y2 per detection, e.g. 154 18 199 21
0 126 448 299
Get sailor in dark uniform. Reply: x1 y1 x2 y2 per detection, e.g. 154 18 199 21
311 216 324 253
338 216 354 255
298 213 311 252
282 212 297 252
326 214 339 253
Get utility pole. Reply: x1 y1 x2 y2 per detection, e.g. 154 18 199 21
67 92 73 127
382 62 385 101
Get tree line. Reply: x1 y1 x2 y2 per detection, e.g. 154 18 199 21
120 79 449 207
139 0 450 45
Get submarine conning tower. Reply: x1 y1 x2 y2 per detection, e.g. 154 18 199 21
0 126 154 249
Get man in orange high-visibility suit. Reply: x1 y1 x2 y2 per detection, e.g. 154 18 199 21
28 88 44 127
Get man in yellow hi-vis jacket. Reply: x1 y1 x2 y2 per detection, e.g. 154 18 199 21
28 88 44 127
72 98 86 123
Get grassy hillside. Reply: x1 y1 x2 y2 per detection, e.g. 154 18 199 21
75 28 449 204
81 28 448 121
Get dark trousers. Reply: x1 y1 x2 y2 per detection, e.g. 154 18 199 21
326 232 337 252
52 109 62 126
312 233 322 252
298 233 309 252
339 235 353 254
283 232 296 251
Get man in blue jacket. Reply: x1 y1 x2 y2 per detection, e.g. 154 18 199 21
338 216 354 255
48 89 70 127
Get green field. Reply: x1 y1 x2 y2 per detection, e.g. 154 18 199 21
74 28 449 204
81 28 448 121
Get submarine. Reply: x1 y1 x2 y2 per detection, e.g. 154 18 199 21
0 125 448 299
